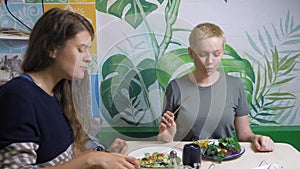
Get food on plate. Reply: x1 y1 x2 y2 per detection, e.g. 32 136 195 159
194 137 242 163
138 151 182 168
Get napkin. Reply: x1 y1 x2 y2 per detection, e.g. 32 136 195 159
251 163 282 169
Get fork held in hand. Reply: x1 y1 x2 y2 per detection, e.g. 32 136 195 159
173 96 190 115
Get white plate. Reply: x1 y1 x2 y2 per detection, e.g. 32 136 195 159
127 146 183 160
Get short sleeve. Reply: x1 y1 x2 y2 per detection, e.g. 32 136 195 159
235 79 251 116
162 80 181 114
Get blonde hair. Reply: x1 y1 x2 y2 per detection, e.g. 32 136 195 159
189 22 226 50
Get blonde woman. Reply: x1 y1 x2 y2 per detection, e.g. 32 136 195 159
158 23 274 152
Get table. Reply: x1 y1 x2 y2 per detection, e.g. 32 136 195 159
127 141 299 169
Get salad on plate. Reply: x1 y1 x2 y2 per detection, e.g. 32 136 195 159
194 137 244 163
138 151 182 168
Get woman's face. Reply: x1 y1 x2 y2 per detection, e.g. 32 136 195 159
52 30 92 80
189 37 224 76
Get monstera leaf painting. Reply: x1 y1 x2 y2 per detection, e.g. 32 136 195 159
96 0 164 29
101 55 161 125
97 0 187 126
100 50 192 126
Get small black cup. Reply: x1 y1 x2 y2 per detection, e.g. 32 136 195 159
182 143 202 168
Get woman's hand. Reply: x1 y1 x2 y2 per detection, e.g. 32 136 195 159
157 111 176 142
107 138 128 154
54 150 139 169
253 135 275 152
80 151 140 169
234 115 274 152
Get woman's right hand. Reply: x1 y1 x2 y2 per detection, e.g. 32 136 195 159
80 151 140 169
157 111 176 142
44 150 140 169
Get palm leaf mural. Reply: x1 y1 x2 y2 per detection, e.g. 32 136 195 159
245 11 300 125
246 11 300 56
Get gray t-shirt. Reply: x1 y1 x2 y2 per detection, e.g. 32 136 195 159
163 73 250 141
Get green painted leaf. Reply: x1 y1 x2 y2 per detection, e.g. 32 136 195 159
265 57 273 83
246 32 263 55
281 49 300 54
255 95 261 108
279 54 289 65
267 92 295 97
265 97 296 101
290 16 294 32
271 24 280 41
254 118 278 124
240 77 254 96
279 54 299 70
224 44 242 60
165 0 180 24
273 77 295 85
285 11 290 34
279 62 296 77
290 33 300 38
101 54 140 118
96 0 108 12
290 24 300 35
271 47 279 74
258 30 267 53
96 0 162 28
260 94 264 107
262 105 294 111
135 58 157 90
257 113 276 116
220 59 255 82
264 100 276 107
264 26 273 48
282 39 300 45
280 18 285 37
100 54 158 119
254 64 260 99
158 48 193 87
250 102 258 113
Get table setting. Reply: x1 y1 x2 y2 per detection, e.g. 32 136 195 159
126 140 299 169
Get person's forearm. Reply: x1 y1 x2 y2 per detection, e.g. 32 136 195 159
41 151 96 169
237 131 256 142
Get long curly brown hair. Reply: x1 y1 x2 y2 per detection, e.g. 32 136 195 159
22 8 94 151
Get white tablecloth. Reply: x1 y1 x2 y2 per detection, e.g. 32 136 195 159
127 141 299 169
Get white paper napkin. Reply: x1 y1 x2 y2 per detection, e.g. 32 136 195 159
252 163 282 169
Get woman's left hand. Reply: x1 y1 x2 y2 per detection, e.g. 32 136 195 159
107 138 128 154
253 135 275 152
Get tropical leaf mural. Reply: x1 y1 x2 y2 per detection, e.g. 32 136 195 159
96 0 299 127
245 11 300 125
96 0 164 29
